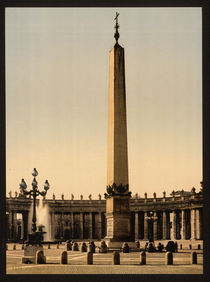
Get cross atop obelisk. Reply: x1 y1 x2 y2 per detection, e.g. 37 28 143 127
114 12 120 44
105 13 131 242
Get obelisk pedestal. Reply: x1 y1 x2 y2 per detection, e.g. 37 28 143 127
106 193 131 242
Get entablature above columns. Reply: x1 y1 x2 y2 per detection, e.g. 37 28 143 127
6 194 202 214
130 195 203 212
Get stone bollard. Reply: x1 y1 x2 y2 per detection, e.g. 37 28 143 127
189 244 192 250
60 251 68 264
180 244 182 250
122 242 130 253
48 243 51 249
13 244 16 250
22 244 24 250
140 251 146 265
80 242 87 252
57 244 59 249
198 244 201 250
191 252 197 264
112 251 120 265
165 252 173 265
87 252 93 264
36 250 46 264
72 242 79 251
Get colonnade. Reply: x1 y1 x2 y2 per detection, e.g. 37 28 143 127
134 208 203 241
50 212 106 241
6 204 203 242
6 210 28 241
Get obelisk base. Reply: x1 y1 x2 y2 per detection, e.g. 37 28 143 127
105 212 130 241
105 209 135 250
105 195 131 244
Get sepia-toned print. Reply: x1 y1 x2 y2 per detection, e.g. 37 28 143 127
6 8 202 274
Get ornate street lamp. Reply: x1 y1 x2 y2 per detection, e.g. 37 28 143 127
145 211 158 242
19 168 50 244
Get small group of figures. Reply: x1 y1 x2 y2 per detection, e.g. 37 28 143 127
65 239 108 253
143 241 178 253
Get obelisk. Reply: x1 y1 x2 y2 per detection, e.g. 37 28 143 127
105 13 131 242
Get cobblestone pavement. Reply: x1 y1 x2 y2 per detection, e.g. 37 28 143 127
6 243 203 274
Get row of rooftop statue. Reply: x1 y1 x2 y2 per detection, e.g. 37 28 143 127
8 186 201 200
8 191 100 200
63 240 179 253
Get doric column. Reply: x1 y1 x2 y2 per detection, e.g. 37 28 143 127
200 208 203 240
71 212 74 239
60 213 64 238
162 211 167 240
50 212 55 240
135 212 139 240
173 211 177 239
144 212 148 240
13 211 17 240
177 210 181 239
21 213 24 240
181 210 186 240
89 212 93 239
190 209 196 240
153 212 158 241
98 212 102 239
80 212 83 239
8 211 13 239
196 209 201 240
170 211 175 240
22 211 28 240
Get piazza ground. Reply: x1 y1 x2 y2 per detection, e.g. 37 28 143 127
6 241 203 274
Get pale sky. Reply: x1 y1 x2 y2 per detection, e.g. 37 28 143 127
6 7 202 199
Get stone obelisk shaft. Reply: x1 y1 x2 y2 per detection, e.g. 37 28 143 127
107 44 129 187
105 43 130 242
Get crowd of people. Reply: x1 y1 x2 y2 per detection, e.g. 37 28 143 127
143 241 178 252
65 239 178 253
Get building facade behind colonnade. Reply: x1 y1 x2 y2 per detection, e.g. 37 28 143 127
6 188 203 243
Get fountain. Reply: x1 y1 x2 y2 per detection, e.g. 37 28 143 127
28 198 51 242
36 199 51 241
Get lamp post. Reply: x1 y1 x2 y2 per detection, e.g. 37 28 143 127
145 212 158 242
19 168 50 244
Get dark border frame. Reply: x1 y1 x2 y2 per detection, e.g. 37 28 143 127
0 1 209 282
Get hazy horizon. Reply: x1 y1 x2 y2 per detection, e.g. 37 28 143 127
6 7 202 200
